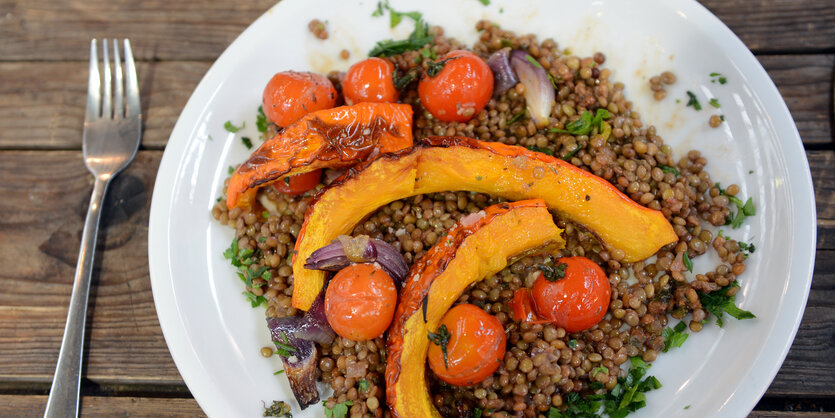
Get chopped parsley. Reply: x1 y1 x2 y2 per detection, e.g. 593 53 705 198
471 408 483 418
738 241 756 257
698 281 756 327
549 109 612 136
709 98 721 108
256 106 268 133
568 339 578 350
224 120 244 132
720 114 726 122
685 91 702 110
263 400 292 417
228 165 235 175
243 291 268 308
323 400 353 418
427 324 452 370
562 144 584 161
224 239 273 307
662 321 689 352
478 0 490 4
273 370 285 375
393 67 420 90
683 251 693 273
507 110 526 124
716 183 756 228
591 366 609 376
549 357 661 418
525 54 542 68
242 136 253 149
539 257 568 282
369 3 433 56
658 165 680 177
526 146 555 156
274 332 298 357
359 379 370 392
710 72 728 84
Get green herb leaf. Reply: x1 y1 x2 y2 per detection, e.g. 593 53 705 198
525 54 542 69
698 281 756 327
263 400 292 417
478 0 490 4
738 241 756 257
243 291 268 308
257 106 269 133
323 400 353 418
568 339 578 350
224 120 244 133
427 324 451 370
393 67 420 90
526 146 555 156
228 165 236 175
562 144 584 161
359 379 370 392
471 408 483 418
683 251 693 273
592 366 609 376
658 165 680 177
709 98 720 108
662 321 689 352
371 1 385 17
369 4 432 56
273 369 285 375
549 109 611 136
539 257 568 282
507 110 526 125
685 91 702 110
242 137 253 149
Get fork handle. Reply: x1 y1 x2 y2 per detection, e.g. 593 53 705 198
44 177 110 418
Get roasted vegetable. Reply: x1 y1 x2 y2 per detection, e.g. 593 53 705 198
385 200 565 417
290 136 677 310
226 102 414 208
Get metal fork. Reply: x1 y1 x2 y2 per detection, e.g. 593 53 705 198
44 39 142 418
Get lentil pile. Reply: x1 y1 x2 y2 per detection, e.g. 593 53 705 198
212 20 755 418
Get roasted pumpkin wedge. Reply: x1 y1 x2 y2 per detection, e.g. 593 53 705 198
291 136 677 310
226 102 414 208
385 199 565 418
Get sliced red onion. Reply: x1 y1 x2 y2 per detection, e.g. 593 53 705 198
266 318 319 409
305 235 408 282
265 293 335 409
510 50 555 128
486 48 518 96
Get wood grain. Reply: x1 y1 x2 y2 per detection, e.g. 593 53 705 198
0 149 831 394
0 150 184 385
0 395 204 417
0 56 831 150
1 1 832 62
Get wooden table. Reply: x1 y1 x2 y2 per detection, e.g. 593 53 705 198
0 0 832 416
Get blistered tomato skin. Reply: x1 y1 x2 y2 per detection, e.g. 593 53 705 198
343 57 398 105
427 304 506 386
531 256 611 333
324 264 397 341
262 71 337 127
418 50 494 123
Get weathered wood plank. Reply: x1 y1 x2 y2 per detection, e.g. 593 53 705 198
0 150 183 385
699 0 835 53
0 149 830 395
0 395 204 417
0 56 830 150
0 61 210 150
0 0 831 62
750 413 835 418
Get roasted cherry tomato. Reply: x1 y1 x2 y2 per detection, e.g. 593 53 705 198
342 57 398 105
509 288 551 324
324 264 397 341
271 169 322 196
417 50 494 122
427 303 506 386
531 256 611 333
262 71 337 127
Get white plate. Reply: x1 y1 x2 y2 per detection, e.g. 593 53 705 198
148 0 816 416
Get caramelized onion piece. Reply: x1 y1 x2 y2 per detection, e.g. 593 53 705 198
305 235 408 282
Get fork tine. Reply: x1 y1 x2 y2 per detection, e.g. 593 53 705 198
85 39 101 122
123 39 141 117
112 39 124 118
100 39 112 119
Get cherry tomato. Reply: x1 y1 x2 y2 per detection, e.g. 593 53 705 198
427 304 506 386
324 264 397 341
270 169 322 196
262 71 337 127
342 57 398 105
509 288 550 324
417 50 494 123
531 256 611 333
